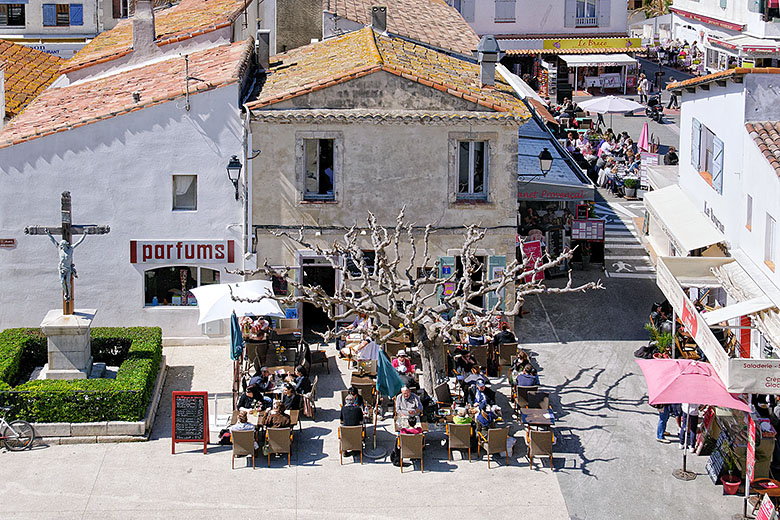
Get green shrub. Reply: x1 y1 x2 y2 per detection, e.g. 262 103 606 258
0 327 162 423
624 178 639 189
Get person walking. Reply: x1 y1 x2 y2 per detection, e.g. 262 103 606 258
667 77 679 109
679 403 700 452
656 404 672 443
638 74 649 104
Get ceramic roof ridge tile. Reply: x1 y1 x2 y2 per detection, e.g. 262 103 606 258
746 121 780 177
0 40 252 149
0 40 63 117
668 67 780 90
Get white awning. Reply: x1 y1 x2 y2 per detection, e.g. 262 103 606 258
644 185 726 254
561 54 638 68
703 297 775 326
646 165 678 191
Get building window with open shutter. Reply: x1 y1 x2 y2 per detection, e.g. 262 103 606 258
0 4 25 26
494 0 515 22
766 214 776 272
43 3 81 26
576 0 598 26
693 122 723 194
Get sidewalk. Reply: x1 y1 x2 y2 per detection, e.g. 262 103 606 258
0 344 570 520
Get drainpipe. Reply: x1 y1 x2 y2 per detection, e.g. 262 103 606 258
241 105 252 279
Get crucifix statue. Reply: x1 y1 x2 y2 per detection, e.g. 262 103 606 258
24 191 110 315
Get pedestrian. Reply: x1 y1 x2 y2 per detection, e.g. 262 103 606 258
638 74 649 104
667 77 679 109
656 404 672 443
679 403 700 452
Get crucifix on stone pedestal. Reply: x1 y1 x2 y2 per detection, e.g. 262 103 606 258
24 191 110 315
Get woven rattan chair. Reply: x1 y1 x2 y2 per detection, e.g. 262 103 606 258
528 429 554 469
446 422 472 462
266 427 293 467
399 433 424 473
231 429 256 469
339 425 364 464
479 427 509 469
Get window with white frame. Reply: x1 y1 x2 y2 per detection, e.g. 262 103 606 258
746 194 753 231
766 214 776 269
303 138 335 201
494 0 515 22
172 175 197 211
457 141 488 199
576 0 598 25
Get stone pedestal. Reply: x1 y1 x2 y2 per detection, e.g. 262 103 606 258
39 309 96 380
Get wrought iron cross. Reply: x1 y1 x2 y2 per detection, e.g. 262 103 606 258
24 191 110 315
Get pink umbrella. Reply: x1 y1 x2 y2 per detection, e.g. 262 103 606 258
636 359 750 481
637 121 650 153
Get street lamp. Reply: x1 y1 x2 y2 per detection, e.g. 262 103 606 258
226 155 242 200
538 148 553 175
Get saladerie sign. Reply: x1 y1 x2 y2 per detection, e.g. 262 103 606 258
130 240 235 264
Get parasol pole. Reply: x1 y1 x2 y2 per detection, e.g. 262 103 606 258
673 405 696 480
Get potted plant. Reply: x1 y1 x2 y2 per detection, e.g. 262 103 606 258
645 323 673 358
721 451 742 495
624 178 639 198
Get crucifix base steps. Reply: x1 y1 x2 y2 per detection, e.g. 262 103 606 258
39 309 96 380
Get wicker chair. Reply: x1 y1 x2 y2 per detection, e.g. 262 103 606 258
446 423 472 462
399 433 425 473
514 385 540 411
266 427 293 467
479 427 510 468
497 342 518 375
339 425 364 464
231 429 256 469
470 344 489 368
528 429 554 469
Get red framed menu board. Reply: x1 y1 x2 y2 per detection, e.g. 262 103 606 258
172 391 209 454
572 219 605 241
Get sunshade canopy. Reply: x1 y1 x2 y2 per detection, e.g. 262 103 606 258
190 280 285 325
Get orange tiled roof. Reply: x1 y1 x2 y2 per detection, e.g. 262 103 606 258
505 47 646 56
324 0 478 56
746 122 780 177
0 40 62 117
61 0 250 74
667 67 780 90
247 28 530 117
0 39 253 148
527 98 557 126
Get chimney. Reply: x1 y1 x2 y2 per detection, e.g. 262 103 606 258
477 35 500 87
256 28 271 70
371 6 387 33
133 0 158 58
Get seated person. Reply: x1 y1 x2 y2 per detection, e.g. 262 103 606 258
338 312 373 356
511 350 537 376
340 394 364 427
248 367 273 393
453 350 477 376
475 404 502 432
230 411 259 449
392 350 413 373
237 385 264 410
516 364 540 387
664 146 679 166
347 386 365 407
493 322 517 346
287 365 312 395
468 331 486 346
468 380 496 409
355 337 379 362
396 363 418 390
394 386 423 417
399 415 423 435
262 400 291 428
452 407 472 425
281 383 302 412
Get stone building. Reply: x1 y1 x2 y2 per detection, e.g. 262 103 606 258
245 28 530 335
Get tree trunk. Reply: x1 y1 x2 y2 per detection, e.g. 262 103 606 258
418 334 447 396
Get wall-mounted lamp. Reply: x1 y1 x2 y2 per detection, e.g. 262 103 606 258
538 148 553 175
226 155 242 200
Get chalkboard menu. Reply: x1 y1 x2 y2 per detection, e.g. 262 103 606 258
171 391 208 454
706 432 729 484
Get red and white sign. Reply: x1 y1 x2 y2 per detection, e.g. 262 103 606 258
0 238 16 249
681 298 699 339
757 493 776 520
748 414 756 484
522 240 545 283
130 240 235 264
572 219 605 241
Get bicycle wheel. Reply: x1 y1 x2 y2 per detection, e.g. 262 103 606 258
2 420 35 451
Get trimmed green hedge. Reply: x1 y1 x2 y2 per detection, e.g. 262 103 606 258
0 327 162 423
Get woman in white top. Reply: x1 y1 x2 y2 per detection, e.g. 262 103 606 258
679 403 699 451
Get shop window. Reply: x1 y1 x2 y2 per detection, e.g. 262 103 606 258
457 141 488 200
144 266 219 306
766 214 776 271
690 118 723 194
0 4 25 26
172 175 197 211
42 3 82 26
746 194 753 231
494 0 515 22
303 138 335 201
346 250 376 277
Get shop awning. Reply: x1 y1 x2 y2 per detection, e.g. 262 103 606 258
646 165 678 190
561 53 637 68
656 256 780 394
644 185 726 254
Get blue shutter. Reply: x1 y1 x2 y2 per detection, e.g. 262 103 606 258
437 256 456 304
486 255 507 312
712 136 724 194
691 118 701 170
69 3 82 25
42 3 55 25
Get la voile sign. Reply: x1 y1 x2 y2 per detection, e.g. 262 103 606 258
130 240 235 264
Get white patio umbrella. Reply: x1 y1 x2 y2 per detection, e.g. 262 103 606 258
190 280 285 324
577 95 645 127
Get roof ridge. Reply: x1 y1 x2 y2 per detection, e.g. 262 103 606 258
366 26 384 65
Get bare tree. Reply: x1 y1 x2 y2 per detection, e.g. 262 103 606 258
229 209 602 395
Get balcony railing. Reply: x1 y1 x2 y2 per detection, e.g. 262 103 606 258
576 16 598 27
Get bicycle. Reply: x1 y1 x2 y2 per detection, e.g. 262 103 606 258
0 406 35 451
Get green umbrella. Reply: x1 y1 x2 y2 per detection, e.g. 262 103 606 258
230 311 245 361
376 349 403 397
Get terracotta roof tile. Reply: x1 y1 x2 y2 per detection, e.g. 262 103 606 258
0 40 63 117
61 0 249 73
0 39 253 148
667 67 780 90
325 0 477 56
746 122 780 177
248 28 529 119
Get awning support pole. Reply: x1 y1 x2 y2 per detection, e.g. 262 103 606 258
574 67 578 95
672 310 677 359
623 65 628 95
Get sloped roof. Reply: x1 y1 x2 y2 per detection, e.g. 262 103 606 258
0 39 253 149
746 122 780 177
61 0 250 74
247 27 530 118
324 0 477 56
667 67 780 91
0 40 63 117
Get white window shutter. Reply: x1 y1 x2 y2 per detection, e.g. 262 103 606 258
597 0 611 27
461 0 474 22
564 0 575 27
712 136 724 194
691 118 701 171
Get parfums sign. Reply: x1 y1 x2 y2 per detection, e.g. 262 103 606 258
130 240 235 264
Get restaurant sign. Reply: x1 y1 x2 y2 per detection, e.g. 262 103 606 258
543 38 641 50
0 238 16 249
130 240 235 264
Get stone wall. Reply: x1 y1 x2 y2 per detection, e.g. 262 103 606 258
275 0 322 53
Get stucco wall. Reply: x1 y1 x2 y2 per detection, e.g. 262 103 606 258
275 0 321 52
0 0 99 37
0 86 245 338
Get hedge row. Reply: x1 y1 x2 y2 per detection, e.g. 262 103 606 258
0 327 162 423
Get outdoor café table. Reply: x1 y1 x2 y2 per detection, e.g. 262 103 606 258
751 479 780 504
246 409 298 428
520 408 554 442
350 373 375 386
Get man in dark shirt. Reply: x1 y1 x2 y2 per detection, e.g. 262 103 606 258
248 367 273 407
281 383 302 411
493 322 516 346
664 146 679 166
340 395 364 426
237 385 262 410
